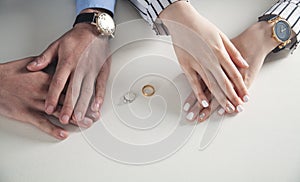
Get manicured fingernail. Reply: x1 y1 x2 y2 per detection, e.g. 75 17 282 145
75 112 82 121
226 103 235 113
80 118 93 128
186 112 194 120
59 131 68 139
199 112 205 120
201 100 209 108
240 56 249 67
61 115 70 124
45 105 54 114
183 103 190 112
218 108 225 115
243 95 250 103
237 105 244 113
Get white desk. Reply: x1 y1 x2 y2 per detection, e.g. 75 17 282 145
1 0 300 181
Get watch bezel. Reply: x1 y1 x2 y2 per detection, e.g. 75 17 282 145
273 19 292 43
269 17 292 48
95 12 115 37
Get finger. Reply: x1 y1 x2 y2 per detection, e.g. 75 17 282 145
202 71 236 114
186 102 202 121
183 92 197 112
72 75 94 128
59 74 81 124
29 112 68 140
220 32 249 68
91 59 111 112
27 41 59 71
214 46 250 104
214 66 246 112
185 68 209 108
85 109 101 122
198 97 220 122
45 58 72 115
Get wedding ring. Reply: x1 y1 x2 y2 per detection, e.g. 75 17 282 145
142 84 155 97
123 92 136 104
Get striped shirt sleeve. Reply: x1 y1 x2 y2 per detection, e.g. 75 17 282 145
128 0 189 35
263 0 300 51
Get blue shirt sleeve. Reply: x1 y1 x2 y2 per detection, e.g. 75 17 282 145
76 0 116 15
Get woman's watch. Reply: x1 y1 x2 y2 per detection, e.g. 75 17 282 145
73 12 115 38
259 14 292 53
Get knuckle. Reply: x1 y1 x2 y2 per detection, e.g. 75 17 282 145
52 77 65 88
197 92 204 100
232 97 239 104
81 86 94 96
60 57 73 67
61 105 74 114
46 97 58 106
231 72 243 81
212 44 223 54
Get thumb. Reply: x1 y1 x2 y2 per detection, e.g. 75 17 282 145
220 32 249 68
27 41 59 71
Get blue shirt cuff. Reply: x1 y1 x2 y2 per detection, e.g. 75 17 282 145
76 0 116 15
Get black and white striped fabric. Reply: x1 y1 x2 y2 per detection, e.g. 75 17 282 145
128 0 189 35
129 0 300 50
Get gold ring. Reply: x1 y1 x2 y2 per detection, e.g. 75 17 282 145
142 85 155 97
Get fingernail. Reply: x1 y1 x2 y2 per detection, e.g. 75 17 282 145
59 131 68 139
240 57 249 67
92 113 98 119
45 105 54 114
243 95 250 103
226 103 235 113
201 100 209 108
80 118 93 128
183 103 190 112
237 105 244 113
92 101 101 112
28 61 38 67
199 112 205 120
75 112 82 121
218 108 225 115
186 112 194 120
61 115 70 124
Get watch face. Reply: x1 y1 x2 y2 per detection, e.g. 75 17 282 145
97 13 115 36
274 20 291 42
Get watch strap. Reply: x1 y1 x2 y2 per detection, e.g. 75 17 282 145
258 14 277 22
73 13 97 27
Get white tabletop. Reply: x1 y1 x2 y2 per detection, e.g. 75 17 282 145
1 0 300 181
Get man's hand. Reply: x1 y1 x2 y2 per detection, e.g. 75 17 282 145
0 57 68 140
26 10 111 128
159 1 250 119
183 21 282 122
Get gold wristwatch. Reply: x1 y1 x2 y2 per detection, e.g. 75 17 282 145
73 11 115 38
259 15 292 52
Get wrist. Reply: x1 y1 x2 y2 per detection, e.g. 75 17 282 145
245 22 280 55
159 1 197 26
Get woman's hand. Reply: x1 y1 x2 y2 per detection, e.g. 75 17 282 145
159 1 249 117
184 21 282 121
